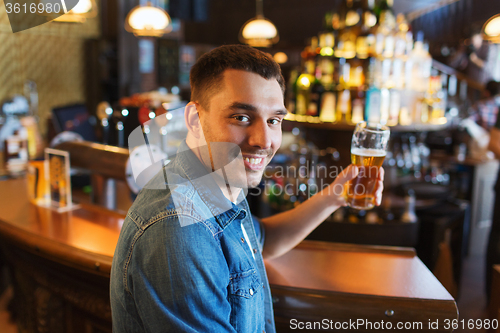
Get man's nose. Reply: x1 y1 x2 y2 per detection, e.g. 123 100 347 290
248 120 272 149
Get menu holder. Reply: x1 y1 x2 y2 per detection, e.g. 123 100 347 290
44 148 79 212
26 159 49 206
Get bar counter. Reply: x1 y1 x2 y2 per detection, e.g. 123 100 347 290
0 178 458 332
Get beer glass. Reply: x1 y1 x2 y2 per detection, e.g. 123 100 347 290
344 121 390 210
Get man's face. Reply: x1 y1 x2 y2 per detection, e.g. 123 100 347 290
197 69 286 189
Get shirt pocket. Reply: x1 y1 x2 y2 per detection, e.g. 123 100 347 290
228 269 265 331
229 268 262 298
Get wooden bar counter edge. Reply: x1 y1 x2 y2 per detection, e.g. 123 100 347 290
0 178 458 332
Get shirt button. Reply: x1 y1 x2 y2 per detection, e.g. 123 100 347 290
249 289 254 296
253 248 257 254
241 237 245 243
267 319 271 324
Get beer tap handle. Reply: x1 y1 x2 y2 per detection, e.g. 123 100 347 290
96 102 113 145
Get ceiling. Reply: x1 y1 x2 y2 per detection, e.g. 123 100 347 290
183 0 453 48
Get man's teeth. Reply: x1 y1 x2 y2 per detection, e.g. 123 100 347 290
244 157 262 165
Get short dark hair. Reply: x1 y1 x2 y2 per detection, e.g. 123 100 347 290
485 80 499 97
189 44 285 109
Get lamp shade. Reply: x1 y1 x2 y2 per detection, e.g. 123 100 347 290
483 14 500 42
125 3 172 37
72 0 93 14
51 0 97 23
239 16 279 47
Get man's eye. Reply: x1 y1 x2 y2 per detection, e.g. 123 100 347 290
269 118 282 125
234 115 250 122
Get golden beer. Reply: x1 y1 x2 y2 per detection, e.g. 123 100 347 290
344 148 386 210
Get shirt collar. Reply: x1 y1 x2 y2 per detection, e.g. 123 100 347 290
174 141 247 229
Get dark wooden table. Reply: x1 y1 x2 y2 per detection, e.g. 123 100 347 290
0 178 458 332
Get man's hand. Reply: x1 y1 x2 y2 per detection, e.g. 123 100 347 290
373 166 385 206
261 164 385 259
321 164 385 207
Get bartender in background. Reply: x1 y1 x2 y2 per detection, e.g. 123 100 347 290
484 80 500 299
470 80 500 130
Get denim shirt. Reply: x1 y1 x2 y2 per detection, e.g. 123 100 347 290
110 142 276 333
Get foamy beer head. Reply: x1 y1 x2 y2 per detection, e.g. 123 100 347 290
345 122 390 210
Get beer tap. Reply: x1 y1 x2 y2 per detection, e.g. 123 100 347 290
96 102 113 144
95 101 116 210
112 106 129 148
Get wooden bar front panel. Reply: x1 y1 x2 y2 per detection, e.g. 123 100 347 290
266 242 458 332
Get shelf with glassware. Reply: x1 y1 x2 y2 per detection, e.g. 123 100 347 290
285 0 451 132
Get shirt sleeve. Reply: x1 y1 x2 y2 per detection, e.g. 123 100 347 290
251 214 265 251
127 217 237 333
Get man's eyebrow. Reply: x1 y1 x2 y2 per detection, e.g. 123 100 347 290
275 109 288 116
229 102 288 115
228 102 257 111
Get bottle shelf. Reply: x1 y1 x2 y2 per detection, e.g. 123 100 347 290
283 115 449 132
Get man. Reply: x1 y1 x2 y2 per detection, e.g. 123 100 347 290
485 81 500 299
470 80 500 131
110 45 384 332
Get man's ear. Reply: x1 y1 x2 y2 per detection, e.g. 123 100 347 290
185 102 204 139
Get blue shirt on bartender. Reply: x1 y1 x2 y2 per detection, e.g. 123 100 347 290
110 141 276 333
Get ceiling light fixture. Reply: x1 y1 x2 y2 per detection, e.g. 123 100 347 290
483 14 500 43
239 0 279 47
125 1 172 37
49 0 97 23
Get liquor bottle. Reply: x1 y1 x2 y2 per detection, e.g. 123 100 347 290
392 57 404 89
365 85 381 123
309 67 325 117
394 14 409 58
336 59 352 123
336 89 352 123
401 189 417 223
336 27 357 59
356 0 377 59
380 196 395 222
409 31 431 93
446 75 460 117
388 88 401 126
351 90 364 124
296 59 315 116
286 69 299 114
4 128 28 175
346 0 363 29
319 32 335 59
365 211 379 224
362 0 377 30
319 82 337 122
380 58 392 88
374 0 395 57
349 64 365 88
380 88 390 124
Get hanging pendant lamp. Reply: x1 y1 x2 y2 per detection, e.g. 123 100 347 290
125 1 172 37
43 0 97 23
483 14 500 43
239 0 279 47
